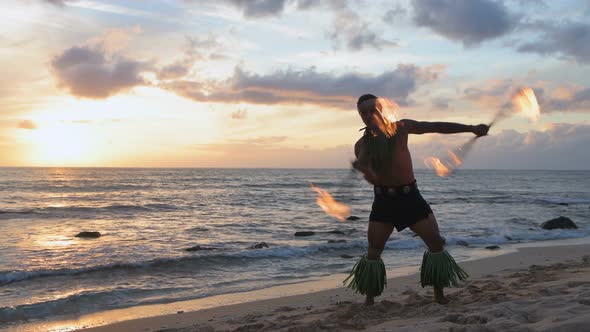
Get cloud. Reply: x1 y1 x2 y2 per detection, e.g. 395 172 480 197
189 142 351 168
541 87 590 113
163 64 441 108
464 81 590 114
431 97 451 110
51 45 146 98
17 120 37 130
221 0 289 18
327 3 398 51
383 4 408 24
517 21 590 64
229 136 288 144
231 109 248 119
413 123 590 170
86 26 143 56
157 34 226 81
41 0 72 5
462 79 518 111
411 0 518 47
213 0 325 18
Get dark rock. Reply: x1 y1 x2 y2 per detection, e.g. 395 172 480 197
558 202 569 206
485 245 500 250
346 216 360 221
248 242 269 249
185 245 217 252
75 231 101 238
340 254 354 259
327 230 345 235
294 231 316 237
541 216 578 230
456 240 469 247
328 239 347 244
504 235 513 241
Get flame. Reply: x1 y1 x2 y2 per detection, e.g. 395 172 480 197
377 97 399 124
310 183 350 221
375 97 399 137
512 87 540 122
447 150 463 167
424 157 452 177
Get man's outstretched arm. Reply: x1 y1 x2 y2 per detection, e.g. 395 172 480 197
401 119 488 136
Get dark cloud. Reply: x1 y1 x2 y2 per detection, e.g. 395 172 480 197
163 64 440 108
51 45 146 98
541 87 590 113
223 0 289 18
17 120 37 130
183 0 324 18
517 21 590 64
411 0 518 47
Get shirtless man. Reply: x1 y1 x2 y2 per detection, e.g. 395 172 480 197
345 94 489 305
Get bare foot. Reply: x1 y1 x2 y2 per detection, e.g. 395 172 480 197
434 286 449 304
365 295 375 306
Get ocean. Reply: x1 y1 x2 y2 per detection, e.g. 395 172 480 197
1 168 589 328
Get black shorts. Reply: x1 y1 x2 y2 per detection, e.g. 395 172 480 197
369 181 433 232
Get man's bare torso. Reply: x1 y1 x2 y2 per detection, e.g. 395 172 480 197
355 120 416 187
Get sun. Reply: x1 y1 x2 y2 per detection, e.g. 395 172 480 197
27 121 101 166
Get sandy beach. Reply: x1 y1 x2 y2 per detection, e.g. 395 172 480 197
10 239 588 332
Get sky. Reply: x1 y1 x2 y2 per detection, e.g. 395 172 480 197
0 0 589 169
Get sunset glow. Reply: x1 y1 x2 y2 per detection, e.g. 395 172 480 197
0 1 587 169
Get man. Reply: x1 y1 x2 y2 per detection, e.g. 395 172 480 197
345 94 489 305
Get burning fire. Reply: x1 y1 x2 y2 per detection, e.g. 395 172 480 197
512 87 540 122
447 150 463 167
424 157 452 177
425 87 540 178
424 148 467 177
310 183 350 221
377 97 399 124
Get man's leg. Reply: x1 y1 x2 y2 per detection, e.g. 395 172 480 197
409 213 449 304
365 221 395 305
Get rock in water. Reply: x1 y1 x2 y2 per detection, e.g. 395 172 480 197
185 245 217 252
456 240 469 247
346 216 360 221
294 231 315 237
75 231 101 238
541 216 578 230
248 242 269 249
485 245 500 250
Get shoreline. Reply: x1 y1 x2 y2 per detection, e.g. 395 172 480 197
7 235 590 332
